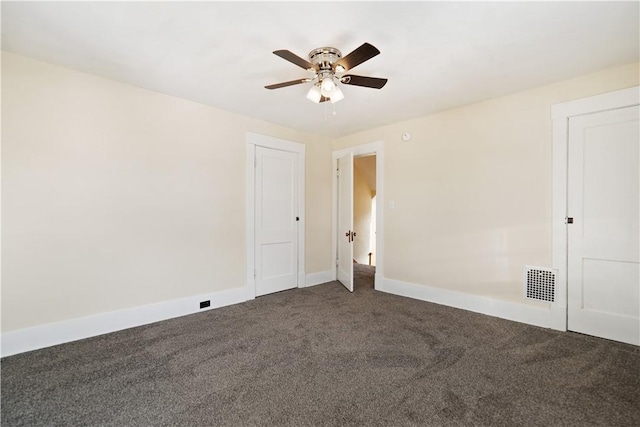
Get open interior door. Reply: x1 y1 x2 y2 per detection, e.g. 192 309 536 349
337 152 354 292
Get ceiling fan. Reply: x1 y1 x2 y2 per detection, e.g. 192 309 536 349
265 42 388 104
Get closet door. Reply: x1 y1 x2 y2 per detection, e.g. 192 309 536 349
567 105 639 345
255 146 299 296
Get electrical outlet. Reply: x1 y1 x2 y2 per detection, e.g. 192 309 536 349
200 300 210 309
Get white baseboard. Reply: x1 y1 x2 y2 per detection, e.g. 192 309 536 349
305 270 334 287
383 278 552 329
1 278 554 357
1 287 247 357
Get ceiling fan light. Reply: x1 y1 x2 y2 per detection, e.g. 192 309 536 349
335 65 346 73
330 86 344 103
320 77 336 96
306 85 322 103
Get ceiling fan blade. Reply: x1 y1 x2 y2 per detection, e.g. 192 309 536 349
341 75 388 89
273 50 318 71
334 43 380 71
265 78 310 90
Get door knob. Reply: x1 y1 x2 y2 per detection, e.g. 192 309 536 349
345 230 356 242
346 230 360 243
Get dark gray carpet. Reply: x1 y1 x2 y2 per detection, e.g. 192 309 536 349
354 262 376 292
2 271 639 426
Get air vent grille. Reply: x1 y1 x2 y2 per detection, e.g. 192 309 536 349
524 266 556 302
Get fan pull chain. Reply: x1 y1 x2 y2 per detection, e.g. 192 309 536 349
322 98 337 123
324 98 328 123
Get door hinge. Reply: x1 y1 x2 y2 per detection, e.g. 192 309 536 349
254 269 257 279
336 168 340 177
565 217 574 224
336 259 339 267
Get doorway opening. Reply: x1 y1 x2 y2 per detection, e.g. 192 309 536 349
332 141 384 294
353 154 376 291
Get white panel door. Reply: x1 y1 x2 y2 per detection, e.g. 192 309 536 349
255 146 299 297
337 152 354 292
567 105 640 345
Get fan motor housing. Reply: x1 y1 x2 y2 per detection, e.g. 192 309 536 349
309 47 342 70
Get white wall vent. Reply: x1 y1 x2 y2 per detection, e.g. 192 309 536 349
524 266 556 303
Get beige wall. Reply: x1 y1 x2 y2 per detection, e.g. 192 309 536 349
353 161 373 264
334 62 640 305
4 50 638 333
1 52 333 332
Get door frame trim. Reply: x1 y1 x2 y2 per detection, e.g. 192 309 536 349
246 133 306 300
332 141 384 290
551 86 639 331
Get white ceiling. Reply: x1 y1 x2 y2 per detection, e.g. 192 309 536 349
2 1 638 138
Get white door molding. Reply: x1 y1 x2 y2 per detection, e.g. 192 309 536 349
246 133 305 300
551 86 640 331
332 141 385 290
